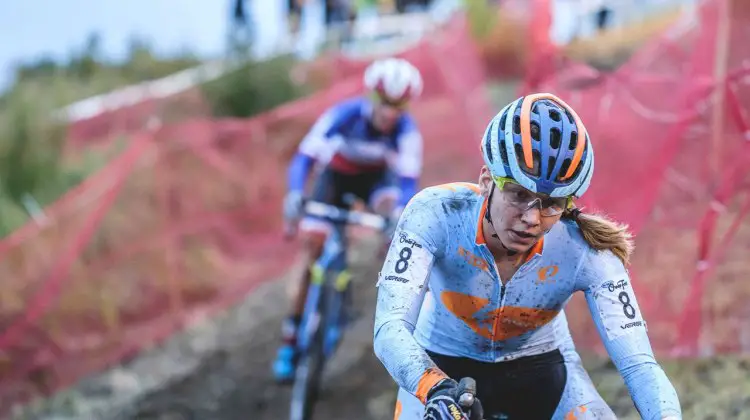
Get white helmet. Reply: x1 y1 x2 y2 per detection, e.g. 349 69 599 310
364 58 423 104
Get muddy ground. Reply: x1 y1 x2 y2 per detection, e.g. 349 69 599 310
128 237 397 420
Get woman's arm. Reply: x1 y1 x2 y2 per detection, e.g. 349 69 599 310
579 250 682 420
373 192 449 403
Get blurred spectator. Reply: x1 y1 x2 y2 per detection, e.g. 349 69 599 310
288 0 303 34
324 0 356 44
396 0 432 14
594 4 612 31
229 0 254 51
325 0 353 24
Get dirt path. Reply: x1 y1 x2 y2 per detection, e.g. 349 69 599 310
128 236 398 420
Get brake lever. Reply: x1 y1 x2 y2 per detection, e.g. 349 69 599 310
457 377 479 419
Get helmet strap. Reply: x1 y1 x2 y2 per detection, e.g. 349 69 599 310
483 183 516 256
483 183 495 227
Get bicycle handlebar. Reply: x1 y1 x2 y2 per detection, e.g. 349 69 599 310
303 200 388 231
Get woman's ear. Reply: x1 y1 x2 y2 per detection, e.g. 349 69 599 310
478 166 493 197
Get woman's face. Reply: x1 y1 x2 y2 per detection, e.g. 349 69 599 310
478 166 563 254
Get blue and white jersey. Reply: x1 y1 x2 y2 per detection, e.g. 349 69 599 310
297 96 422 177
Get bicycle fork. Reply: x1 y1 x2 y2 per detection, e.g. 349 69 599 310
297 264 352 357
323 269 352 355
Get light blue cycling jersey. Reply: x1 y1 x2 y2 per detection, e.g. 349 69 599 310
373 182 681 419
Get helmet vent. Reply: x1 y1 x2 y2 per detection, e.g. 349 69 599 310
547 157 556 179
513 116 521 135
564 109 576 125
499 112 507 130
484 136 494 163
572 155 585 178
499 141 509 166
530 149 541 177
569 131 578 150
558 159 572 182
549 109 561 122
517 141 539 176
514 143 527 169
550 128 562 149
530 122 541 141
557 158 584 181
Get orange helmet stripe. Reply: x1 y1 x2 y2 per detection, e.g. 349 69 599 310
519 93 588 181
519 95 537 170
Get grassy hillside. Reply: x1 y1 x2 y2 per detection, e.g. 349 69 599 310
0 34 309 238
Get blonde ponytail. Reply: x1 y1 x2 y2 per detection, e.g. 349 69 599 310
563 209 634 266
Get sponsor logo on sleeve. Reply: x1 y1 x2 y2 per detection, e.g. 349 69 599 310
383 275 409 283
399 232 423 248
601 279 628 293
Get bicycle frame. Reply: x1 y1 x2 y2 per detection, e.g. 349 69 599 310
296 221 349 358
297 200 386 354
289 200 386 420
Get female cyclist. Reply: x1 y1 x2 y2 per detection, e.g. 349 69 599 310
373 93 682 419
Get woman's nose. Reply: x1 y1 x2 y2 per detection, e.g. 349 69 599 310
520 204 542 226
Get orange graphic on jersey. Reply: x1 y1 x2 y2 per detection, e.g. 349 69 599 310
565 405 588 419
537 265 559 283
393 400 403 420
458 246 489 271
441 291 559 341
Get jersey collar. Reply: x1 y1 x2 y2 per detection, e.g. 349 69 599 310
475 198 488 245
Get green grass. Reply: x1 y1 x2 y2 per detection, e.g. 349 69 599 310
0 83 128 237
0 35 203 238
6 34 201 108
0 140 125 238
584 354 750 419
465 0 499 41
0 34 311 238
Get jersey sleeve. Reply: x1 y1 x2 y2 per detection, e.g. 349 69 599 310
297 105 345 161
393 118 423 179
578 250 682 420
373 190 448 403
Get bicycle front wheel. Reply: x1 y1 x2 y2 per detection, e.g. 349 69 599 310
289 285 329 420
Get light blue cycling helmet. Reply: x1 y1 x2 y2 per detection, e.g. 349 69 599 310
481 93 594 198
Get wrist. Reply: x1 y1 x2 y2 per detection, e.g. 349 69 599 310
426 378 457 401
416 368 451 404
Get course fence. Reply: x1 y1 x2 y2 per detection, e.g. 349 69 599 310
525 0 750 357
0 16 491 413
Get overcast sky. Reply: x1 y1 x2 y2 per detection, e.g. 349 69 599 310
0 0 295 90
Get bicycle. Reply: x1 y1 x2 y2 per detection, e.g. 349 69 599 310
288 199 387 420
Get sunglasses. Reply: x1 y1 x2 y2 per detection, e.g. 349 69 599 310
370 93 409 110
493 176 572 217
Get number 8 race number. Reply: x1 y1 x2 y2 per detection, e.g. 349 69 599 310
618 291 636 319
395 247 412 274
